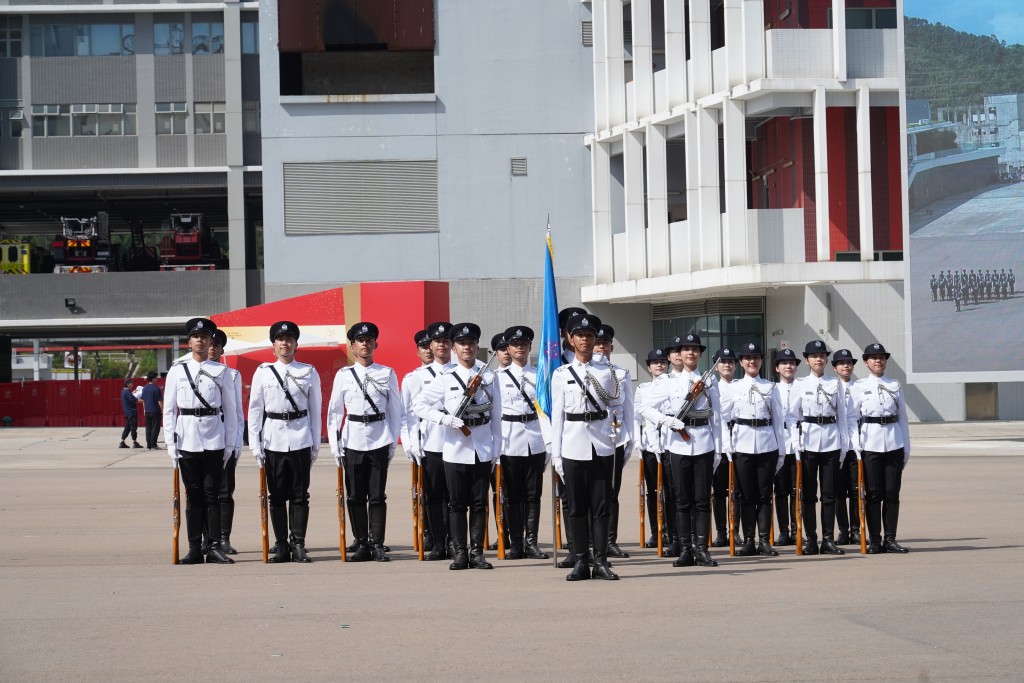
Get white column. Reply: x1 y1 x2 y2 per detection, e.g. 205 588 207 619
697 106 722 269
646 123 670 277
624 130 648 279
606 0 626 127
664 0 688 108
632 0 654 119
742 0 765 83
227 167 247 309
684 110 700 272
593 0 609 131
722 98 747 266
224 2 246 309
724 0 744 89
857 85 875 260
813 86 831 262
593 141 615 283
832 0 847 82
689 0 712 100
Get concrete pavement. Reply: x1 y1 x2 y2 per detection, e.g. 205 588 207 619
0 424 1022 681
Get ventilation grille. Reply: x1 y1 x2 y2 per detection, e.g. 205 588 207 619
582 21 593 47
283 160 438 235
653 297 765 319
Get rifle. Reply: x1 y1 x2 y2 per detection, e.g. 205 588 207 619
411 463 420 555
172 466 180 564
728 457 737 557
672 358 720 441
337 465 347 561
259 466 269 563
857 455 867 554
417 463 425 561
656 459 665 557
638 456 646 546
795 456 804 556
452 351 498 436
552 466 563 569
495 464 506 560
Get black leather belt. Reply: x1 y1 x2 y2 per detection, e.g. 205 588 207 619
348 413 385 423
265 409 308 421
734 417 770 427
179 407 219 417
502 414 538 423
463 415 490 428
565 410 608 422
802 415 837 425
862 415 898 425
682 417 710 427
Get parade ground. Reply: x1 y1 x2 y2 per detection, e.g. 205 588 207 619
1 424 1022 682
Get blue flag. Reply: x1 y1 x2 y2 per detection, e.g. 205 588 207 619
536 228 561 417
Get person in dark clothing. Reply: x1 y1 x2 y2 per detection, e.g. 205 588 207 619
119 380 142 449
140 371 163 450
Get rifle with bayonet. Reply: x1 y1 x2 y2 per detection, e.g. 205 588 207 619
638 457 646 546
672 358 721 441
452 351 498 436
656 458 665 557
259 466 269 563
172 466 180 564
411 463 421 556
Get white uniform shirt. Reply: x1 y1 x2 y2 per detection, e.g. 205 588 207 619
413 361 502 464
163 357 239 459
602 361 634 450
226 366 244 456
400 367 426 457
549 358 623 470
327 362 402 460
247 360 322 460
639 370 722 456
777 379 797 455
787 374 848 454
633 379 666 455
412 360 455 453
846 375 911 461
720 375 786 456
498 364 550 457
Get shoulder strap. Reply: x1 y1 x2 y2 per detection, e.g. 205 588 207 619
182 363 217 412
349 366 381 415
450 369 478 404
566 365 603 411
426 366 436 378
268 366 301 413
504 368 537 414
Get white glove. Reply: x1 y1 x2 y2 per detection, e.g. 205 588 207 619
725 451 734 462
388 444 396 462
855 449 863 461
903 451 910 468
168 450 181 467
553 456 565 479
334 451 343 468
794 448 802 462
713 452 722 471
440 414 465 430
622 443 633 465
665 418 686 431
310 448 319 466
253 450 265 467
544 450 551 466
233 448 241 460
222 450 232 468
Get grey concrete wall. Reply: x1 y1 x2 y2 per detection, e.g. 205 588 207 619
32 136 138 169
31 57 136 104
195 133 225 166
154 56 187 101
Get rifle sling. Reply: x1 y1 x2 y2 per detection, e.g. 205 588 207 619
268 366 301 414
349 367 382 415
567 366 603 413
504 368 537 415
181 363 222 419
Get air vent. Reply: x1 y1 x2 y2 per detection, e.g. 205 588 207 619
653 297 765 319
510 157 528 177
582 21 593 47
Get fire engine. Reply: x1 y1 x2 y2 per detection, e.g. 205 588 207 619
51 212 115 274
159 213 224 270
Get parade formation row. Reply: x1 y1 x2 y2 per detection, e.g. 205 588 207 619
164 309 911 580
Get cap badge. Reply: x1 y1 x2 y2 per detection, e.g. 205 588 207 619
462 326 469 335
196 321 204 329
873 343 880 350
815 341 822 348
723 348 730 354
656 349 662 355
516 329 522 336
687 335 694 341
438 325 445 333
581 318 589 326
748 343 755 350
359 324 368 333
281 323 288 331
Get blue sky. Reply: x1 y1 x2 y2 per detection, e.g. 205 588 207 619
904 0 1024 46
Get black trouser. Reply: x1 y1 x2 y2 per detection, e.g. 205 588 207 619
641 450 660 538
563 452 613 559
265 447 312 544
121 415 138 442
422 450 449 547
144 413 161 448
444 456 491 551
669 451 713 544
344 446 390 545
712 455 730 534
863 449 904 540
179 449 224 548
608 445 627 543
801 450 840 539
734 451 777 538
501 451 545 547
218 454 238 539
835 451 858 534
774 453 797 535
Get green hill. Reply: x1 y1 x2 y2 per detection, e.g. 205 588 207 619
906 16 1024 108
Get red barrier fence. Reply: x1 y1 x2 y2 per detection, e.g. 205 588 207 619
0 378 160 428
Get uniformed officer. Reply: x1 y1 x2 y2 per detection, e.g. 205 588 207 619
720 342 786 557
846 343 911 554
414 323 502 570
773 348 800 547
497 325 551 560
401 329 434 550
164 317 239 565
638 333 722 568
710 347 739 547
593 324 634 559
788 340 848 555
488 331 512 552
550 314 623 581
247 321 322 563
555 306 588 569
208 329 244 555
327 322 403 562
635 348 669 548
831 349 860 545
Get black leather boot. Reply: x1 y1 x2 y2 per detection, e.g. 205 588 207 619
371 544 390 562
606 507 629 558
268 507 290 562
557 518 577 568
591 517 619 580
505 503 524 559
200 537 211 556
178 545 205 565
850 528 862 546
449 511 469 570
469 509 493 569
672 540 695 567
664 535 682 558
348 542 372 562
290 506 312 563
757 534 778 557
206 541 234 564
422 527 434 552
524 503 549 559
694 536 718 567
803 533 820 555
220 500 237 554
566 552 591 581
882 536 909 553
368 504 388 561
866 537 883 554
820 536 845 555
737 537 757 556
425 503 449 561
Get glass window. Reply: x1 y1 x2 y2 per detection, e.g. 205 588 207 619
243 100 260 133
32 24 74 56
154 22 184 55
156 102 187 135
124 104 136 135
0 16 23 58
875 9 897 29
29 22 132 56
73 111 98 136
192 21 224 55
241 19 259 54
194 102 226 134
9 110 24 138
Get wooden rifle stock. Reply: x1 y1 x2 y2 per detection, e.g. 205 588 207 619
454 352 498 437
411 464 420 554
638 457 645 546
337 466 347 562
417 463 425 561
259 466 269 563
172 467 180 564
858 457 867 554
656 459 665 556
728 459 737 557
495 464 506 560
795 458 803 556
553 467 563 550
673 359 721 440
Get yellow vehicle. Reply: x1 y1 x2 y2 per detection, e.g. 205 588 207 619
0 240 36 274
